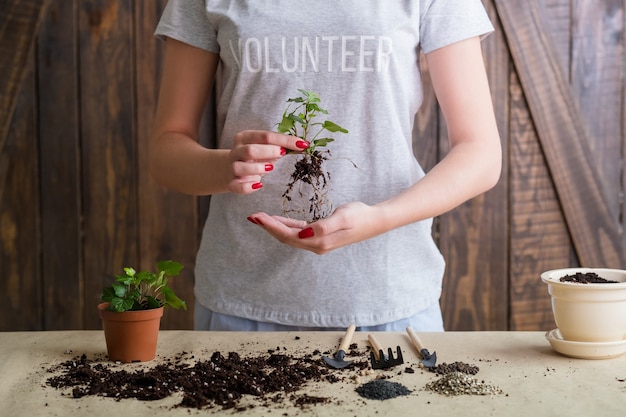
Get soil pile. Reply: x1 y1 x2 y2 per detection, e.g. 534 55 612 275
355 379 412 400
46 350 368 411
428 361 480 376
560 272 618 284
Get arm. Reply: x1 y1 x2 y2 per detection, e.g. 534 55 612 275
377 35 502 227
250 36 502 253
149 38 306 195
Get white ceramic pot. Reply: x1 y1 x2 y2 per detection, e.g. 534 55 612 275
541 268 626 343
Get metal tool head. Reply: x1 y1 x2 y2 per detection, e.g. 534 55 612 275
370 346 404 369
419 349 437 368
322 350 354 369
323 324 357 369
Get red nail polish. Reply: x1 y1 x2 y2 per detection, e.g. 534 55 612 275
247 216 257 224
298 227 314 239
296 140 310 149
252 182 263 190
255 217 264 226
280 147 287 155
265 163 273 172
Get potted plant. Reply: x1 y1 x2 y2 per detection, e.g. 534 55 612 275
98 260 187 362
276 89 352 222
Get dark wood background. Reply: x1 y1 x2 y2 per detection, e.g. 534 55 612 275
2 0 625 332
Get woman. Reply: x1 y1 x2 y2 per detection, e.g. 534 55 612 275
150 0 502 331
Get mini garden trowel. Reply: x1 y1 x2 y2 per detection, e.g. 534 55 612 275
322 324 356 369
406 326 437 368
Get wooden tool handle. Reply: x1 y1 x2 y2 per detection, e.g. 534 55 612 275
368 334 383 360
338 324 356 352
406 326 426 351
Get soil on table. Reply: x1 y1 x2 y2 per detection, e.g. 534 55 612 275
559 272 618 284
45 342 499 410
45 345 375 411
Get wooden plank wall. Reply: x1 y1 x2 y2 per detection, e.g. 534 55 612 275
1 0 624 332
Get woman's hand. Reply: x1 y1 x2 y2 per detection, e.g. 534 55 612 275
228 130 309 194
247 202 387 255
150 38 311 196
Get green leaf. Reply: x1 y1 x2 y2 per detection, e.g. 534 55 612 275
115 273 134 286
298 89 320 102
157 260 183 276
112 282 128 298
163 287 187 310
313 138 335 148
277 115 295 133
145 296 162 309
101 286 116 302
128 288 142 300
109 297 134 312
322 120 348 133
307 103 328 114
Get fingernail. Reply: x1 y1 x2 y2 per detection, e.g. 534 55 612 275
247 216 258 225
296 140 310 149
265 163 273 172
280 147 287 155
252 182 263 190
298 227 314 239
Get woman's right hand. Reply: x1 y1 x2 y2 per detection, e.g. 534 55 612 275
150 38 311 196
227 130 309 194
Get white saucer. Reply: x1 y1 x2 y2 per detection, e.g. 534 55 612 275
545 329 626 359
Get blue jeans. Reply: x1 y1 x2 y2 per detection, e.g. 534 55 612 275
194 302 444 331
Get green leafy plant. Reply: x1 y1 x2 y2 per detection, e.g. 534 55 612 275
276 89 350 222
102 260 187 312
277 89 348 154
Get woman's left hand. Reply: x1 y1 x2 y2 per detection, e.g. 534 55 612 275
247 202 385 255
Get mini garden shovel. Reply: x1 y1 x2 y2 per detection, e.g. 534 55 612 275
368 334 404 369
322 324 356 369
406 326 437 368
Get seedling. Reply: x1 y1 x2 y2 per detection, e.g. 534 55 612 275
276 89 350 222
102 260 187 312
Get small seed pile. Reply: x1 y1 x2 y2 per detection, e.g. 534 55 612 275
425 371 503 396
355 379 412 400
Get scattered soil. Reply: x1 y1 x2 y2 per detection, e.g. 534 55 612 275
46 348 370 411
559 272 618 284
44 341 501 410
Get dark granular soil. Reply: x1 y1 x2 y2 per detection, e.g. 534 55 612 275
355 379 412 400
560 272 618 284
428 361 480 376
46 350 369 411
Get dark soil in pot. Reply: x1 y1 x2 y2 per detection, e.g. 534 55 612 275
559 272 619 284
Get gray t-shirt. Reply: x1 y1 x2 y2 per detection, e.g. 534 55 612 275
155 0 493 327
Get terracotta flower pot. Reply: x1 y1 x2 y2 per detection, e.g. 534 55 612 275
97 302 164 362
